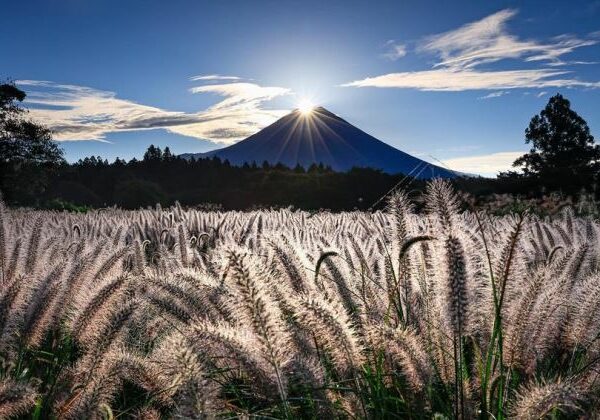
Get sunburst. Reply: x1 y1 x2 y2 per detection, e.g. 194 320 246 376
297 99 315 116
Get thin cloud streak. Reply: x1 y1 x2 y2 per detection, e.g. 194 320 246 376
17 79 291 144
189 74 243 81
343 68 600 91
345 9 600 92
479 91 509 99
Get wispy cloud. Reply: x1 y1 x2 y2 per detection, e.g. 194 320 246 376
18 79 291 144
382 40 407 61
344 9 600 91
189 83 291 110
422 10 596 68
479 91 509 99
442 151 524 175
189 74 243 81
344 68 599 91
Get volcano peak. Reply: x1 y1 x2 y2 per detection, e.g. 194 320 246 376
182 107 457 178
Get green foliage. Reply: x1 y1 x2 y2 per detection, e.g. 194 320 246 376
42 198 91 213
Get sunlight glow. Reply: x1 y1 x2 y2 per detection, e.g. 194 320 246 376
297 99 315 115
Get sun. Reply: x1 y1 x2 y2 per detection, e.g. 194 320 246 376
297 99 315 115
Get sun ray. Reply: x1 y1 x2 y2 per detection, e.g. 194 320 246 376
297 99 315 116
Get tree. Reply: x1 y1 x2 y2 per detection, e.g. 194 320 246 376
0 82 64 204
510 94 599 192
0 82 63 164
163 146 174 161
293 164 305 173
143 144 163 161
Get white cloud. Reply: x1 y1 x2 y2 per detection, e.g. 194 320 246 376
189 74 243 81
17 79 291 144
382 41 407 60
422 9 523 68
536 91 548 97
344 9 600 91
442 151 524 176
343 68 600 91
479 91 509 99
189 83 291 110
421 10 596 69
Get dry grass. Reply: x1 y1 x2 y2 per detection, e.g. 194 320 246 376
0 181 599 418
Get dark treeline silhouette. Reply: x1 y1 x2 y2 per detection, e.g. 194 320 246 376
44 151 429 210
10 144 570 211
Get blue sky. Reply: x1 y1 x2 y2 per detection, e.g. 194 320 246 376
2 0 600 176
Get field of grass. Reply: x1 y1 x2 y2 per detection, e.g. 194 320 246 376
1 180 599 419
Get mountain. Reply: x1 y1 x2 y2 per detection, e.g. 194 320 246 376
181 106 457 178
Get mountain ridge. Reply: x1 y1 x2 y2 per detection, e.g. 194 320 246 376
181 106 458 179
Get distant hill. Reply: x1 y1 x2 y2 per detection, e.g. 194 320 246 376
181 106 458 178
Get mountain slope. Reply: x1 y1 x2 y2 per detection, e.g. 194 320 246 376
181 107 457 178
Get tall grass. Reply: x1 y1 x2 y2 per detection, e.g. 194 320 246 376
0 181 599 418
